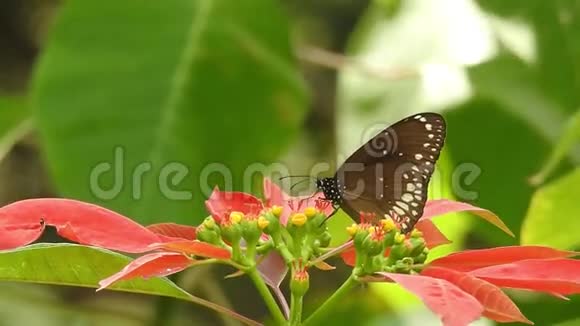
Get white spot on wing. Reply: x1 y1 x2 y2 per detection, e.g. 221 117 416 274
396 201 409 210
393 206 405 215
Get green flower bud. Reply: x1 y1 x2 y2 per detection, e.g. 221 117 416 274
382 229 396 247
362 233 384 257
196 224 220 245
352 226 369 249
241 219 260 245
389 238 411 261
290 269 309 297
317 231 332 248
370 255 385 272
414 253 427 264
260 212 281 236
221 222 242 244
408 237 426 257
394 257 414 273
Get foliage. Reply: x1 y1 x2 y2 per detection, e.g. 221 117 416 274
0 0 579 324
0 182 578 325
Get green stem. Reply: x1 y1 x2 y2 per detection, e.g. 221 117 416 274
272 232 294 264
289 293 303 325
247 268 287 325
303 275 358 326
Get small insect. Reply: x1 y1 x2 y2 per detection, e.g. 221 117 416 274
315 112 446 233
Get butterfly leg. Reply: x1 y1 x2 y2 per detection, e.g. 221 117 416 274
320 204 341 226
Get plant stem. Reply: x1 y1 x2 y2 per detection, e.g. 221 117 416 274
289 293 303 325
247 268 287 325
302 275 358 326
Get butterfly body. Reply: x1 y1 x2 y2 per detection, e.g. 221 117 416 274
316 112 446 233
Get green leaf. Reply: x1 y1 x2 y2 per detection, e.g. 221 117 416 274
0 96 32 162
444 99 550 245
0 243 258 325
476 0 580 113
521 167 580 249
0 243 192 298
555 318 580 326
530 109 580 185
32 0 307 225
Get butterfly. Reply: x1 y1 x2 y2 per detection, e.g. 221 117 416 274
316 112 446 233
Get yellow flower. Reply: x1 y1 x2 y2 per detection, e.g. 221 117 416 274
271 205 283 217
291 213 307 226
394 232 406 244
346 223 359 236
257 215 270 230
381 218 397 232
229 211 244 224
304 207 317 218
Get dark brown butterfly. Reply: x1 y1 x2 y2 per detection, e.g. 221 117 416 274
316 112 446 233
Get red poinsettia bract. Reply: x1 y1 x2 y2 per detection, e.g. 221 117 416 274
0 198 230 289
344 200 580 326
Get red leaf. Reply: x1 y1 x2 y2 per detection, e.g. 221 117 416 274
340 247 356 266
263 178 285 208
256 251 291 318
0 223 44 250
469 258 580 295
380 272 484 326
429 246 577 272
149 240 231 260
0 198 164 252
415 219 451 249
147 223 197 241
258 252 288 287
422 200 514 237
98 252 193 290
422 267 533 324
205 187 263 223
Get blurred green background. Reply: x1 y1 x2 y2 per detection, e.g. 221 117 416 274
1 0 579 325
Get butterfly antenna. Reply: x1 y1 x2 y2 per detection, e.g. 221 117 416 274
279 175 316 181
290 178 313 192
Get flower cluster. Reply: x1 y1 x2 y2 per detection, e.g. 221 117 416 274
0 179 578 326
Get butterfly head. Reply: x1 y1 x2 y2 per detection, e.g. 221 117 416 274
316 177 343 206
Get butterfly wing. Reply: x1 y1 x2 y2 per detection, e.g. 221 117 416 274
336 112 446 233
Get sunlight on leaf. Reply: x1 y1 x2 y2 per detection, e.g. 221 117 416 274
529 109 580 185
522 167 580 249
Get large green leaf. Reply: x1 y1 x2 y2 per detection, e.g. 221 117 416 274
444 100 548 245
476 0 580 113
0 96 31 162
0 243 193 298
0 243 256 325
530 109 580 185
521 167 580 249
32 0 307 225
